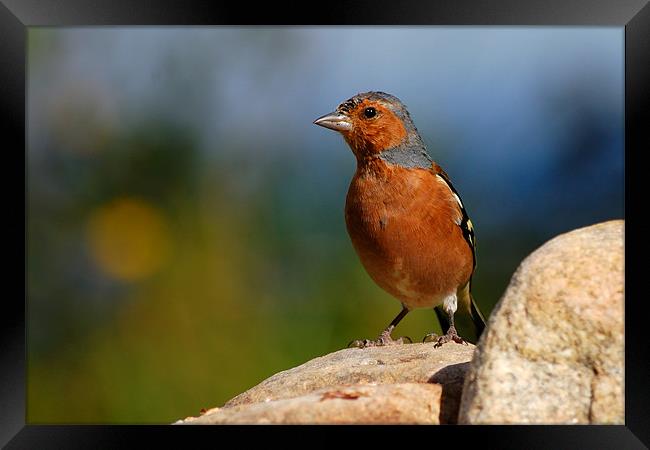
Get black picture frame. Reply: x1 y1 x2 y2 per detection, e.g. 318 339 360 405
2 0 648 447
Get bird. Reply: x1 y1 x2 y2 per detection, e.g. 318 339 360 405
313 91 486 348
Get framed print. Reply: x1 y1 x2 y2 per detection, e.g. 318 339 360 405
2 0 648 447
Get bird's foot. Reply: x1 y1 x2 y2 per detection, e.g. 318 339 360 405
348 330 412 349
424 326 468 348
422 332 439 343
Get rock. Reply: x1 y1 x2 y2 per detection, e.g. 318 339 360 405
459 220 624 424
178 383 442 424
175 342 474 425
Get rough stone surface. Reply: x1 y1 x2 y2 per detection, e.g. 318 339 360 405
176 342 474 425
459 220 624 424
178 383 442 425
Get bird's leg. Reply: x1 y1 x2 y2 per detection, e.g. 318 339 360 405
348 307 412 349
424 293 468 347
432 312 468 347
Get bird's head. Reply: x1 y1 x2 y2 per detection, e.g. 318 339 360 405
313 91 426 161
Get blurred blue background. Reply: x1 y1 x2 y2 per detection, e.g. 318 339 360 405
27 27 623 423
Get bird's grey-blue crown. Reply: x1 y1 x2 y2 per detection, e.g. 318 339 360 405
338 91 432 169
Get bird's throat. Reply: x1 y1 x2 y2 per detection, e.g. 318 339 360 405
379 145 433 170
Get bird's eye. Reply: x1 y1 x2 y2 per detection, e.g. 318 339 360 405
363 107 377 119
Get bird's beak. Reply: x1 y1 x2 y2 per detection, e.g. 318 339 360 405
313 111 352 132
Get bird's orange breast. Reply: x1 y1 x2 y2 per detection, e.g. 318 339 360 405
345 159 473 309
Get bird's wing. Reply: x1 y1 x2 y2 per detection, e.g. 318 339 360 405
431 164 476 271
431 164 486 342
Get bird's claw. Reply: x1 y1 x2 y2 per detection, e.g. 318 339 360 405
422 332 439 343
347 334 412 349
433 334 468 348
347 339 372 348
424 327 468 348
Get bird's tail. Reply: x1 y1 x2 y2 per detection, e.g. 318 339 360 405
469 292 486 340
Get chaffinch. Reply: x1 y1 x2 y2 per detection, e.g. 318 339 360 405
314 91 486 348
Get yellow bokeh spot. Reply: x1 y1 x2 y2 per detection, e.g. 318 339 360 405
86 198 171 281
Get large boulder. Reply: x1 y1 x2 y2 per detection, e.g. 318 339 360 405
459 220 624 424
176 342 474 424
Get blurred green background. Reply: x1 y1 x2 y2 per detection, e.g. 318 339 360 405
27 27 623 423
